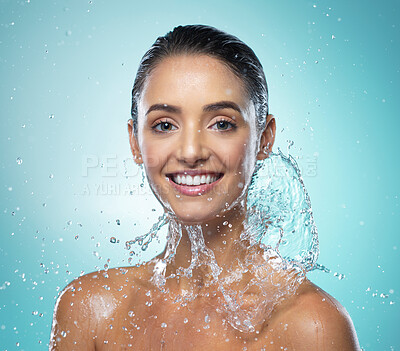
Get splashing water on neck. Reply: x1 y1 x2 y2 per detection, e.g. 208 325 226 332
126 150 318 332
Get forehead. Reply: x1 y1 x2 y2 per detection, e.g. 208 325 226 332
140 55 250 112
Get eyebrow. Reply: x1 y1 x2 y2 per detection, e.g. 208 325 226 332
203 101 242 113
145 104 181 116
145 101 242 116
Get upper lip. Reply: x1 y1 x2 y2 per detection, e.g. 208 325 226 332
165 170 223 177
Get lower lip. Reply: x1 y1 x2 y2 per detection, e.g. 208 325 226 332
167 176 223 196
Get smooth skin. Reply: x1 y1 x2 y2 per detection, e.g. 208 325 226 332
50 55 360 350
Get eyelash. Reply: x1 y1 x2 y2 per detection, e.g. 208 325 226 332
209 118 237 131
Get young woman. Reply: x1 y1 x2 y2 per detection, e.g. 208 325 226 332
50 25 360 350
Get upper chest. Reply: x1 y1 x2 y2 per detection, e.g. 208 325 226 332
94 291 278 350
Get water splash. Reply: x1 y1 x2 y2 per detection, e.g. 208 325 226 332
151 218 182 288
183 225 222 282
218 243 304 332
125 213 168 253
126 150 318 332
246 148 319 271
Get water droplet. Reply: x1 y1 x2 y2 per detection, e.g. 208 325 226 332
161 322 167 328
128 310 135 317
110 237 117 244
116 219 121 225
49 174 54 179
183 318 188 324
49 114 55 119
334 272 345 280
16 157 23 165
140 167 146 187
67 220 72 225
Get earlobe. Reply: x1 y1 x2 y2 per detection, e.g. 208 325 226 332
127 119 143 165
256 114 276 160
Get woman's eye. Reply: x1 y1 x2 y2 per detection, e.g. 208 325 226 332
211 120 236 131
153 121 177 132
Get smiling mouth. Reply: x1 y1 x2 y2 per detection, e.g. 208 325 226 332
166 172 223 186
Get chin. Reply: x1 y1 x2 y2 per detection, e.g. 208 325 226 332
171 211 218 225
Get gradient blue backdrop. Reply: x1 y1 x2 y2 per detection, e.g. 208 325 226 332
1 0 399 349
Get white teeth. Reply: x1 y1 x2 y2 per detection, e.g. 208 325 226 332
193 175 201 185
172 174 221 185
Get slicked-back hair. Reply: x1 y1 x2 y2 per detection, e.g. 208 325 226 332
131 24 268 134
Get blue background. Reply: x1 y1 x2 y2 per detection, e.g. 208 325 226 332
1 0 399 349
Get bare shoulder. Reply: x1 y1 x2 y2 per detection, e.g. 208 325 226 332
49 264 153 350
267 279 360 351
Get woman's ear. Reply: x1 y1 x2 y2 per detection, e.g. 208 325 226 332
256 114 276 160
127 119 143 165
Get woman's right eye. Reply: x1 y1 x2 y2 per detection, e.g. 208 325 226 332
152 121 177 132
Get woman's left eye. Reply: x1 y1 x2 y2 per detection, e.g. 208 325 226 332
210 120 236 131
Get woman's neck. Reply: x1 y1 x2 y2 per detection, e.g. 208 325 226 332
161 205 249 289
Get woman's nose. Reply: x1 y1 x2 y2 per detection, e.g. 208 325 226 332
177 127 208 166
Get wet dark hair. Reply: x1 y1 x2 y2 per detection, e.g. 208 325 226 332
131 24 268 134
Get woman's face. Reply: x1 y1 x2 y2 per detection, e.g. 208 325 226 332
129 55 273 224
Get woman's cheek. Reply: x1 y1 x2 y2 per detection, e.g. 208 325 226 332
222 140 252 171
141 140 167 169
